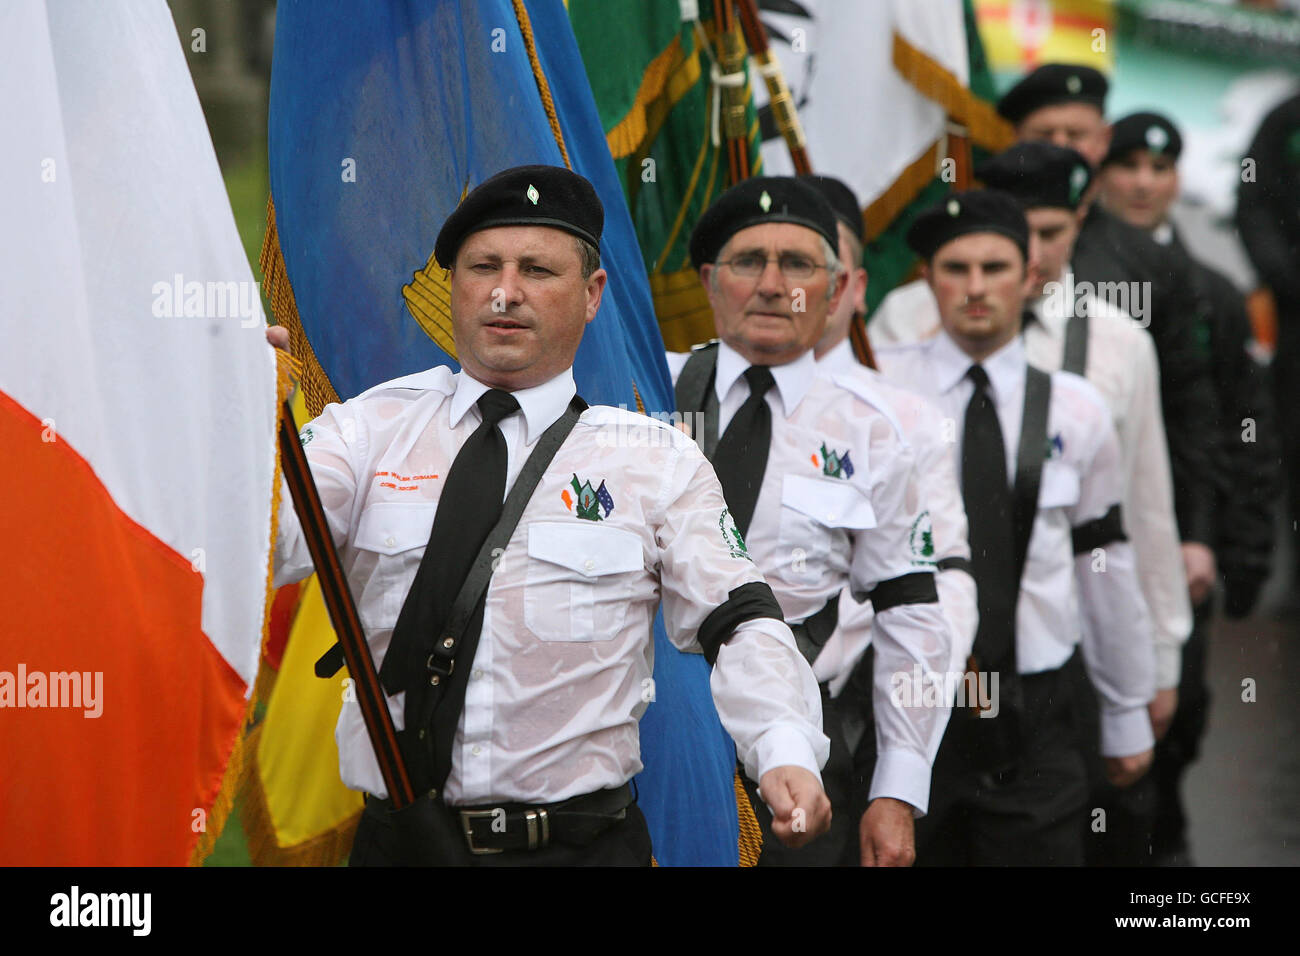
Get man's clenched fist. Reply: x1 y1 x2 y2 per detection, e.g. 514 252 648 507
758 766 831 849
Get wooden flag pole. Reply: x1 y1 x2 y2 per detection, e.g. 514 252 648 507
713 0 751 184
735 0 811 175
277 399 417 809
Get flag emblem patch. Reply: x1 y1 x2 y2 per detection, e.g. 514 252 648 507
811 442 854 479
563 474 613 520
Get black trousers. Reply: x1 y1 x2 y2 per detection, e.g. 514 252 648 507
349 795 653 867
915 659 1087 867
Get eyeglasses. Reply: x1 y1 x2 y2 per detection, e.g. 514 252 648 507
716 252 828 281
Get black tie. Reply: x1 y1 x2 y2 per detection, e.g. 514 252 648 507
711 365 775 539
961 365 1018 675
381 388 519 697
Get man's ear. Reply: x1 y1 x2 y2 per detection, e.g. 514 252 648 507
584 268 607 324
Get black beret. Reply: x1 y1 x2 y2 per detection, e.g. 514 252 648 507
997 63 1108 125
906 189 1030 262
434 164 603 268
1103 111 1183 166
689 176 838 268
976 142 1094 210
800 174 864 243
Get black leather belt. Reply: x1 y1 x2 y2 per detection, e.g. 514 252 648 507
366 783 633 856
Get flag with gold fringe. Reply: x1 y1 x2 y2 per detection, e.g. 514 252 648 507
259 0 758 866
568 0 764 352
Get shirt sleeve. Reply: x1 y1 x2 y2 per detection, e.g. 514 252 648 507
1068 407 1156 758
273 401 365 589
850 416 953 815
1120 331 1192 688
653 432 829 782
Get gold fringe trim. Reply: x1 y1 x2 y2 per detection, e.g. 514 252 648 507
862 140 944 243
260 196 340 418
189 347 299 866
606 36 685 160
892 32 1013 153
734 771 762 867
237 723 362 867
512 0 571 170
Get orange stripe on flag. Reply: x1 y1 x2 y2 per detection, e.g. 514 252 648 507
0 390 248 865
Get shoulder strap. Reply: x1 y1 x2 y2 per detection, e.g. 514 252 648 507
674 342 721 457
315 396 587 680
1062 312 1089 375
1011 367 1052 584
421 394 587 682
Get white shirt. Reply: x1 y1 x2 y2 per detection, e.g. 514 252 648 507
667 342 953 813
275 365 829 805
816 340 979 690
875 331 1156 758
870 277 1190 687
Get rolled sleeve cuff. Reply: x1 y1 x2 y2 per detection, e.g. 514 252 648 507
1100 704 1155 758
868 748 933 817
753 725 825 785
1155 642 1183 691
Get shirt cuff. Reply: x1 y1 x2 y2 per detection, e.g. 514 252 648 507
868 748 933 817
753 725 824 785
1155 642 1183 691
1099 703 1155 758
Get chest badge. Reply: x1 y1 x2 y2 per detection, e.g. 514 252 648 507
812 442 854 479
562 474 614 521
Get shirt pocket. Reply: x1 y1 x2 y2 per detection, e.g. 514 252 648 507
777 474 876 583
1037 460 1081 510
524 521 644 642
352 502 438 628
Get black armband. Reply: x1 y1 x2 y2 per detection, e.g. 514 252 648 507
935 556 974 576
869 571 939 613
697 581 785 665
1071 503 1126 555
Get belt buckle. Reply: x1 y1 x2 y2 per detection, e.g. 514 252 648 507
459 810 504 856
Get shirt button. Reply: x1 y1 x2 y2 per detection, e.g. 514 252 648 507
584 559 596 571
385 535 396 547
827 513 837 521
472 745 482 756
473 669 484 680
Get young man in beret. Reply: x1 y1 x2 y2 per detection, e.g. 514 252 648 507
805 174 979 866
874 190 1157 865
999 65 1224 625
669 176 954 866
1100 112 1280 864
268 164 831 865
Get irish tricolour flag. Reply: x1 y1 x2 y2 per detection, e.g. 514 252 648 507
0 1 279 864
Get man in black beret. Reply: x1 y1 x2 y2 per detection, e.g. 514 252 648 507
1005 66 1224 651
670 176 955 867
1101 112 1281 865
874 189 1157 866
268 164 834 865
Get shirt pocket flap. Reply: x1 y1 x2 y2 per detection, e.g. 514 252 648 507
527 522 643 578
781 474 877 529
353 502 438 556
1037 460 1081 509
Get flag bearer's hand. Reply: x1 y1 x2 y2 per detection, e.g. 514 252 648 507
759 766 831 849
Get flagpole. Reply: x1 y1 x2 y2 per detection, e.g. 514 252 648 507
713 0 751 184
277 400 418 810
735 0 811 175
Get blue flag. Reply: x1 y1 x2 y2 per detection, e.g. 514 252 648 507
268 0 740 865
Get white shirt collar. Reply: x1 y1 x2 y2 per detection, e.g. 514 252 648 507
449 366 576 444
816 338 857 375
930 327 1025 403
714 339 816 418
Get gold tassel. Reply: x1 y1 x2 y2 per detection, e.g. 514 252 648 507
734 771 763 866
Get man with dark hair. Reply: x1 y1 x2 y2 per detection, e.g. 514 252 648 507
875 190 1156 866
